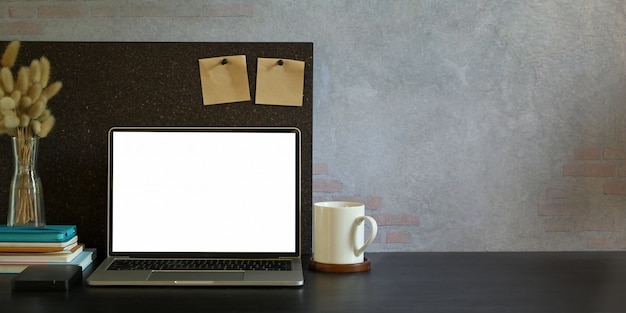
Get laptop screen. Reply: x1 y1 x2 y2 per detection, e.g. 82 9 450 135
107 127 300 257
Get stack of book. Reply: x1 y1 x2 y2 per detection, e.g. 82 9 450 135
0 225 96 273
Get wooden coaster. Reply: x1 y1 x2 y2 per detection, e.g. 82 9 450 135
308 258 371 273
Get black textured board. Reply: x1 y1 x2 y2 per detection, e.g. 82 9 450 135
0 42 313 254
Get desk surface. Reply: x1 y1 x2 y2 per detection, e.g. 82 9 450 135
1 252 626 313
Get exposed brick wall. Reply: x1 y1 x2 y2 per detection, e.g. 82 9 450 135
562 163 615 177
313 163 419 250
0 21 43 36
540 146 626 250
603 181 626 195
0 1 254 37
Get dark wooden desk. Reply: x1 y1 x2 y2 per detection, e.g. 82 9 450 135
1 252 626 313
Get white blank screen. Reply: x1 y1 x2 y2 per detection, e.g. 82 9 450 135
110 130 297 253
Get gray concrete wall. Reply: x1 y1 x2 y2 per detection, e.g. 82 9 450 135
2 0 626 251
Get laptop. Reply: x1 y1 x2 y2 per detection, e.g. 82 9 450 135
87 127 304 286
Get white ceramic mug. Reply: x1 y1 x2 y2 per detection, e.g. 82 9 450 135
313 201 378 264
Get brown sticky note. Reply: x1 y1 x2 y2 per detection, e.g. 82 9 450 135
255 58 305 107
198 55 250 105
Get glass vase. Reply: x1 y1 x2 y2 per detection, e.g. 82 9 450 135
7 135 46 227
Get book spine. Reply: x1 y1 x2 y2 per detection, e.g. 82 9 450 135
0 250 95 273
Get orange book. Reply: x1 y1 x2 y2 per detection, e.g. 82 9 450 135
0 242 79 253
0 244 84 263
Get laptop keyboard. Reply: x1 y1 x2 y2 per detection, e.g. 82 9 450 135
107 259 292 271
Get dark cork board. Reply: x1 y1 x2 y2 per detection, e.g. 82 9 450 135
0 42 313 254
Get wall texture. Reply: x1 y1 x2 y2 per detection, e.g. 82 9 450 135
1 0 626 251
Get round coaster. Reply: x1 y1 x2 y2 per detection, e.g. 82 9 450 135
308 258 371 273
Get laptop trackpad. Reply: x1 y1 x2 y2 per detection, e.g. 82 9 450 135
148 272 244 281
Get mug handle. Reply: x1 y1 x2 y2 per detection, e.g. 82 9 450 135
353 216 378 257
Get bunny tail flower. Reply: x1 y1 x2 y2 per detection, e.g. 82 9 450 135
38 115 55 138
39 57 51 87
0 96 16 110
29 59 41 84
1 109 19 129
28 96 47 119
29 119 41 136
1 67 14 93
10 90 21 105
20 96 32 108
0 41 62 138
28 82 42 102
1 41 20 68
41 81 62 99
16 67 29 94
19 114 30 128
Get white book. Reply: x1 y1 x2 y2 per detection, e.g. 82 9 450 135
0 249 96 273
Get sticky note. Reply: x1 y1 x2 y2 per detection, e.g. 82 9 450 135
198 55 250 105
255 58 305 107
